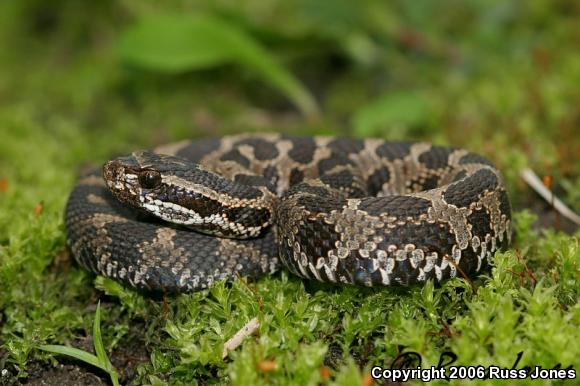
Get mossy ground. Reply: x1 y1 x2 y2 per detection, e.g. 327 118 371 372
0 1 578 385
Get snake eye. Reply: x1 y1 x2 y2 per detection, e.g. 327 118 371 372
138 170 162 189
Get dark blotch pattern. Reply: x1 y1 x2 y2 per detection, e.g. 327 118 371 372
452 170 468 182
236 138 279 160
318 154 354 175
294 194 347 214
286 183 334 198
467 207 492 239
288 137 317 164
321 170 366 198
175 168 262 200
320 170 355 191
406 173 441 193
375 142 411 161
289 168 305 187
234 174 275 193
220 149 250 168
380 222 456 263
296 217 341 264
226 183 264 200
358 196 431 218
175 139 221 162
327 138 365 155
263 165 279 186
443 169 498 208
418 146 456 169
421 175 440 190
459 153 496 167
366 167 391 195
498 189 512 221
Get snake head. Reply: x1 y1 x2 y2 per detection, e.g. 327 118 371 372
103 151 275 238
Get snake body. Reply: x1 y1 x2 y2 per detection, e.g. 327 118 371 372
65 133 512 291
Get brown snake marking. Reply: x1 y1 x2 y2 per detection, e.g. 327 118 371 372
65 133 512 291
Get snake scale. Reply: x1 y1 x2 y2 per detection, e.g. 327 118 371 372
65 133 512 291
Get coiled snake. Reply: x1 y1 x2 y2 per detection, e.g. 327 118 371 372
65 133 512 291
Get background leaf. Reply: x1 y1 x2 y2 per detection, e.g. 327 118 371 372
353 91 430 138
118 14 319 117
118 15 236 72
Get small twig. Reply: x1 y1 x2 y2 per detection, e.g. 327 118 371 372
514 249 537 285
438 320 455 338
222 317 260 359
520 168 580 225
161 292 170 321
445 256 476 293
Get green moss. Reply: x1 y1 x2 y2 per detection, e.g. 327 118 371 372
0 1 578 385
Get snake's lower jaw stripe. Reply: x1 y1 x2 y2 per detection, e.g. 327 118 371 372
66 134 512 292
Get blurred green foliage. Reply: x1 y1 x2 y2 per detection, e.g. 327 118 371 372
0 0 578 384
119 14 319 116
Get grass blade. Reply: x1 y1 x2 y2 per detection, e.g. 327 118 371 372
38 345 105 371
92 302 109 368
38 303 120 386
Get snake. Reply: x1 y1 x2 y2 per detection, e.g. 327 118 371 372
65 133 512 292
